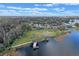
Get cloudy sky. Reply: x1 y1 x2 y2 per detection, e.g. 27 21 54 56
0 3 79 16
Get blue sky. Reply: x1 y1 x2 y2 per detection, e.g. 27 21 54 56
0 3 79 16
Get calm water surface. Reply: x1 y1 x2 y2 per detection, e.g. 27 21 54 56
16 31 79 56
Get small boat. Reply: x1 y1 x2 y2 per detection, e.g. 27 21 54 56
30 42 39 50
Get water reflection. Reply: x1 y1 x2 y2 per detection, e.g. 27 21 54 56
16 31 79 56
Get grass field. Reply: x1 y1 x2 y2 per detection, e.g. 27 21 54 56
12 29 64 47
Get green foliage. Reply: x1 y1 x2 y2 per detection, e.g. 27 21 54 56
0 47 5 52
75 23 79 27
63 19 70 23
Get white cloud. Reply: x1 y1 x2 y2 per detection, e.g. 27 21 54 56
31 11 40 14
53 7 65 12
17 8 51 16
32 8 47 11
6 6 48 15
6 6 48 11
42 4 53 7
53 7 79 16
34 4 39 6
45 4 54 7
35 3 79 7
34 3 56 7
0 10 16 12
31 11 54 16
65 3 79 6
53 10 79 16
64 10 79 14
0 9 20 15
7 6 32 10
6 6 22 9
0 0 79 3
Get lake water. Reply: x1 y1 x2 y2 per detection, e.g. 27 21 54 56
16 31 79 56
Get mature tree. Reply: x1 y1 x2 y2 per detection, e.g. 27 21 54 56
75 23 79 27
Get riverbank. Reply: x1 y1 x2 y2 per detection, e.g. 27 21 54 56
55 32 69 42
11 31 69 48
2 30 69 56
4 31 79 56
12 30 57 48
12 30 55 46
11 41 32 48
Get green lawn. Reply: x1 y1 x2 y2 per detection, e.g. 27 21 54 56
12 29 63 47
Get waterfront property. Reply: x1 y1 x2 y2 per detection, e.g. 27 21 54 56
0 16 79 56
7 30 79 56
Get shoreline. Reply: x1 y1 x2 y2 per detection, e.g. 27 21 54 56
11 41 32 48
11 30 70 48
55 32 69 42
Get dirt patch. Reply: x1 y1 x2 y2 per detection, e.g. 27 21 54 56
55 32 69 42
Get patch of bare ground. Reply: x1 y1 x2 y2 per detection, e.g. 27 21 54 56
3 48 17 56
55 32 69 42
